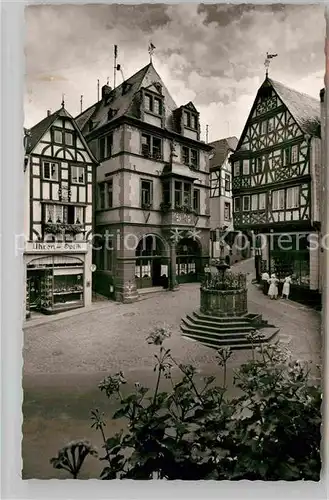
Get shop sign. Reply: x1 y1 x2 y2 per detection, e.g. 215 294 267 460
25 242 88 253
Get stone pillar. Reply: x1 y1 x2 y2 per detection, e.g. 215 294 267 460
168 241 179 290
115 257 139 302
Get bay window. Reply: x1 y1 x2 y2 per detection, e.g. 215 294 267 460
234 197 241 212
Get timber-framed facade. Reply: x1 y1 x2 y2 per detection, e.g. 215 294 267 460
23 106 98 318
231 77 321 301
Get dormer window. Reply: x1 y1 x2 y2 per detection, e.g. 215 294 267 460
122 82 132 95
144 93 162 116
107 109 117 120
183 110 198 130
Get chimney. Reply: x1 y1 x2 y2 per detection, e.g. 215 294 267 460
102 84 112 101
47 110 51 116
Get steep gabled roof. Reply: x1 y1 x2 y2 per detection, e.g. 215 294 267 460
75 62 178 134
75 63 152 132
269 78 320 136
25 107 72 154
236 77 321 152
209 136 238 169
25 106 98 164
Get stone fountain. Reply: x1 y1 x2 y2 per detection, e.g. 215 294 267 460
181 232 279 350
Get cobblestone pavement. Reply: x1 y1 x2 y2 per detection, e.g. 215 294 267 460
22 258 321 478
23 257 321 377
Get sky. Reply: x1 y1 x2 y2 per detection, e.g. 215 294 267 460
24 3 325 143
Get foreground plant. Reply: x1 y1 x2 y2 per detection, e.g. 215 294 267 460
50 325 321 480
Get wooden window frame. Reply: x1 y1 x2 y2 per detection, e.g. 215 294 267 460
141 133 162 160
291 145 299 164
233 161 240 176
286 186 299 209
181 146 199 169
224 202 231 221
42 161 59 182
233 197 241 212
99 133 113 161
224 173 231 192
193 189 200 213
251 194 258 211
70 165 85 185
242 195 250 212
183 109 198 131
144 92 163 117
242 159 250 175
140 179 153 209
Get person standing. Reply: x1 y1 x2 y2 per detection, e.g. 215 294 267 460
281 275 292 299
261 270 270 295
268 273 279 300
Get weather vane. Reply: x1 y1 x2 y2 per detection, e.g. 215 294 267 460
61 93 65 108
264 52 278 77
148 42 156 63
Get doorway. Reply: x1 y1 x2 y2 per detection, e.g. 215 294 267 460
135 235 167 289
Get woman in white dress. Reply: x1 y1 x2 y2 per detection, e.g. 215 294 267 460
268 274 279 299
281 275 292 299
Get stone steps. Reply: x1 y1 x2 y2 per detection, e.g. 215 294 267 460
181 309 279 351
183 317 254 334
181 323 279 351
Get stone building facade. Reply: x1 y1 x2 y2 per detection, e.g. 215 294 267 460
76 62 212 302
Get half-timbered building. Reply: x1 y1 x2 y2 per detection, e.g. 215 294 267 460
231 77 321 300
23 105 98 318
208 136 250 264
75 62 212 302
